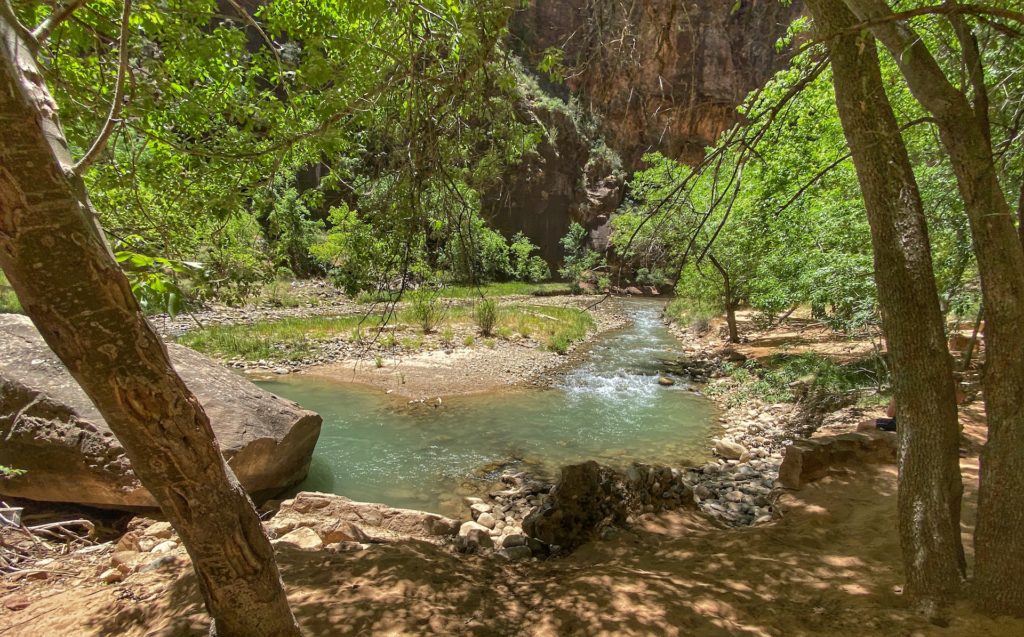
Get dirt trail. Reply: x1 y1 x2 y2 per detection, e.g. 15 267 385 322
3 453 1022 636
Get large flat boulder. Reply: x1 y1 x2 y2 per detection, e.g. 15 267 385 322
266 492 460 543
0 314 322 508
778 431 897 490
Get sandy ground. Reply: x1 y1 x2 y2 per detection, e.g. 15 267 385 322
291 295 629 399
2 452 1021 636
299 340 563 399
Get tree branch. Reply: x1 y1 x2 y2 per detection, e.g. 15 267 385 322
73 0 130 175
0 0 37 50
32 0 88 42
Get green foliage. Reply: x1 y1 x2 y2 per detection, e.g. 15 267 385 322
0 272 23 314
113 237 202 316
260 186 325 278
610 39 978 333
508 233 551 283
475 299 499 336
706 353 889 407
18 0 541 304
0 464 25 478
559 222 606 292
407 290 444 334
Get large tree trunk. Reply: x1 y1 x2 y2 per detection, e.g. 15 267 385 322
807 0 965 614
0 14 300 637
842 0 1024 617
708 253 739 343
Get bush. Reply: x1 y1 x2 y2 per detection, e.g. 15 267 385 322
409 290 444 333
558 222 606 292
509 232 551 282
475 298 499 336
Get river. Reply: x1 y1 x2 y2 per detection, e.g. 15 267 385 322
257 298 717 516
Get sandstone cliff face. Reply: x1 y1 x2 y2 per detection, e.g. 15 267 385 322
512 0 801 169
484 93 625 269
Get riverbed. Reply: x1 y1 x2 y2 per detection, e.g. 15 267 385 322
258 299 718 516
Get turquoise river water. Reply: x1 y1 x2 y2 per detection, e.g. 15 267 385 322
257 299 717 517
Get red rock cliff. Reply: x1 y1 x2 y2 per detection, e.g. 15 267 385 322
511 0 802 169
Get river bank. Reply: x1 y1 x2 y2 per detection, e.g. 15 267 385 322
3 300 1019 636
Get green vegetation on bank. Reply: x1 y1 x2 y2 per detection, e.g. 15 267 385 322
176 302 594 361
705 353 890 408
356 282 571 303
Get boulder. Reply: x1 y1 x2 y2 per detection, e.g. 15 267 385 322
272 527 323 551
778 431 898 489
0 315 321 509
714 439 748 460
458 521 494 550
523 461 628 549
495 546 533 561
268 492 459 543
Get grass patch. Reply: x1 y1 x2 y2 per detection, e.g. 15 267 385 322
497 304 594 354
177 301 595 362
356 282 570 304
0 273 23 314
259 279 309 308
177 314 384 361
665 299 716 333
706 352 889 407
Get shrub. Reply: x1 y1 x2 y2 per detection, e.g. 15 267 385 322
548 332 572 354
475 299 499 335
409 290 444 333
509 232 551 282
441 326 455 348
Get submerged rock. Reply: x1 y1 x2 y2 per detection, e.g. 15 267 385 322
0 315 322 508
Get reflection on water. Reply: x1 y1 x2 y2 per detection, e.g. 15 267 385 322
257 299 717 516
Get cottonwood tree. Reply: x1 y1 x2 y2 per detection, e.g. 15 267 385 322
0 2 300 636
838 0 1024 617
806 0 965 614
2 0 525 631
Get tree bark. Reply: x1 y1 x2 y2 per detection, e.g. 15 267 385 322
841 0 1024 617
708 253 739 343
0 13 300 637
807 0 965 614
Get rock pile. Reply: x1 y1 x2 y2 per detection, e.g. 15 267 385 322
454 461 697 559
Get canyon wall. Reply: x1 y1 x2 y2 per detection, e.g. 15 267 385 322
511 0 802 170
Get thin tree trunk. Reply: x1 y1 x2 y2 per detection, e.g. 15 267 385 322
707 253 739 343
842 0 1024 617
807 0 965 614
0 13 300 637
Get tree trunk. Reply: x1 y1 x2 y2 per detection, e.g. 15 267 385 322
0 14 300 637
807 0 965 614
842 0 1024 617
708 253 739 343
